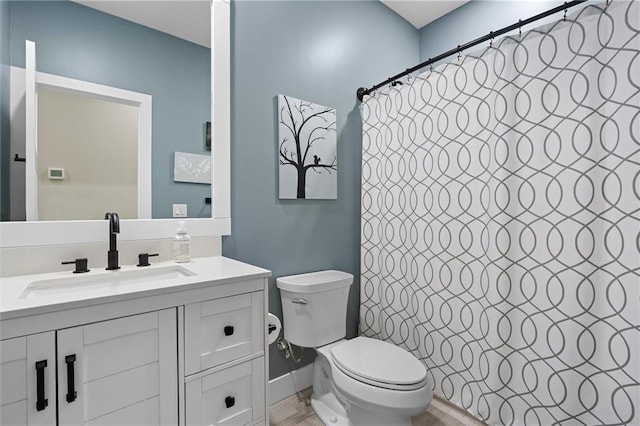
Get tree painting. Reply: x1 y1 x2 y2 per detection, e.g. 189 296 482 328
278 95 337 199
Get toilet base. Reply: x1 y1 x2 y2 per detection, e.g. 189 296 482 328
311 394 350 426
311 395 415 426
311 347 351 426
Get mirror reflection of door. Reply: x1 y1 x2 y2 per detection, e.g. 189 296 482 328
13 39 151 221
3 1 211 222
37 87 138 220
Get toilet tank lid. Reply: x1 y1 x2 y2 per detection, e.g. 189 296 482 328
276 270 353 293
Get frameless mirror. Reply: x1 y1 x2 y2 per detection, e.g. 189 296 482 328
1 0 212 221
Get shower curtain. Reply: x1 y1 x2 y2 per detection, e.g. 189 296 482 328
360 2 639 425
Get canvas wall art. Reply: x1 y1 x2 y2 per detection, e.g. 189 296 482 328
278 95 337 199
173 152 211 184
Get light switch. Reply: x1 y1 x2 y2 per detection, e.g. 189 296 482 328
172 204 187 218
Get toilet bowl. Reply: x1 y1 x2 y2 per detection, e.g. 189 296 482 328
277 271 432 426
314 337 432 426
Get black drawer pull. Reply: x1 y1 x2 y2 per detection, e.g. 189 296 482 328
224 325 234 336
65 354 77 403
225 395 235 408
35 360 48 411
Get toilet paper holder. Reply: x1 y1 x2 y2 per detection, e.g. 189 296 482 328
267 312 282 345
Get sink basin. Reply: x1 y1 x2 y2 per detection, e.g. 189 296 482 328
20 265 195 299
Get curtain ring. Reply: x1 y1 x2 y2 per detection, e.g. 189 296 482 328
518 20 522 37
489 31 493 48
457 46 461 61
563 2 567 21
429 58 433 72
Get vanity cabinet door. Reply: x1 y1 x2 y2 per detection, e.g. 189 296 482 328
185 291 264 375
56 309 178 426
0 332 56 426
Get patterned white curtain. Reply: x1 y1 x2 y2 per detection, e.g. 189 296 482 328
360 2 639 425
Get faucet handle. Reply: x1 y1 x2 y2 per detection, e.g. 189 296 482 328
62 258 90 274
137 253 159 267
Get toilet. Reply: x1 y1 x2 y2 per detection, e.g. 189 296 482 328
277 270 432 426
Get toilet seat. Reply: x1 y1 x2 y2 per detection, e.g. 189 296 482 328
330 337 427 391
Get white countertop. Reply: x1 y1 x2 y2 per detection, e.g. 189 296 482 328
0 256 271 320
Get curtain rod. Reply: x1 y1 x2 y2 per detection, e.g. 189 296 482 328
356 0 588 102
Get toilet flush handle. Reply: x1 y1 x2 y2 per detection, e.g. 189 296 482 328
291 298 307 305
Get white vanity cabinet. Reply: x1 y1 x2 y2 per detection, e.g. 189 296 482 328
0 310 177 426
0 257 271 426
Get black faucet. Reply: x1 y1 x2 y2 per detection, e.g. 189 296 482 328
104 212 120 270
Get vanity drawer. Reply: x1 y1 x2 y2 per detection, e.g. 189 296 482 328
184 291 264 375
185 357 265 426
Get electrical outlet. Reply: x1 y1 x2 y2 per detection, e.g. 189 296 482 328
172 204 187 218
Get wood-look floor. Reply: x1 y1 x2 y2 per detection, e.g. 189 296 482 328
269 387 486 426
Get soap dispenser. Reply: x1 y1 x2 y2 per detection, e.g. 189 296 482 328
173 220 191 262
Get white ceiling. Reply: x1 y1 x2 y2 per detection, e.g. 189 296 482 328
380 0 469 29
74 0 468 49
74 1 211 48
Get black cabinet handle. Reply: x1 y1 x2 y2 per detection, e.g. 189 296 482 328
65 354 77 403
35 360 48 411
224 326 234 336
225 396 235 408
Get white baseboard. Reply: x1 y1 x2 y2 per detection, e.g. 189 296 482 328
269 364 314 405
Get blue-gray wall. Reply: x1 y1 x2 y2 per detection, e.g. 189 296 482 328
1 1 10 221
5 1 210 219
223 1 418 379
419 0 566 63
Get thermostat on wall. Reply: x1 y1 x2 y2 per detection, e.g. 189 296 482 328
48 167 65 180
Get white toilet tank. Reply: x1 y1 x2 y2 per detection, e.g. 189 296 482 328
277 270 353 348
